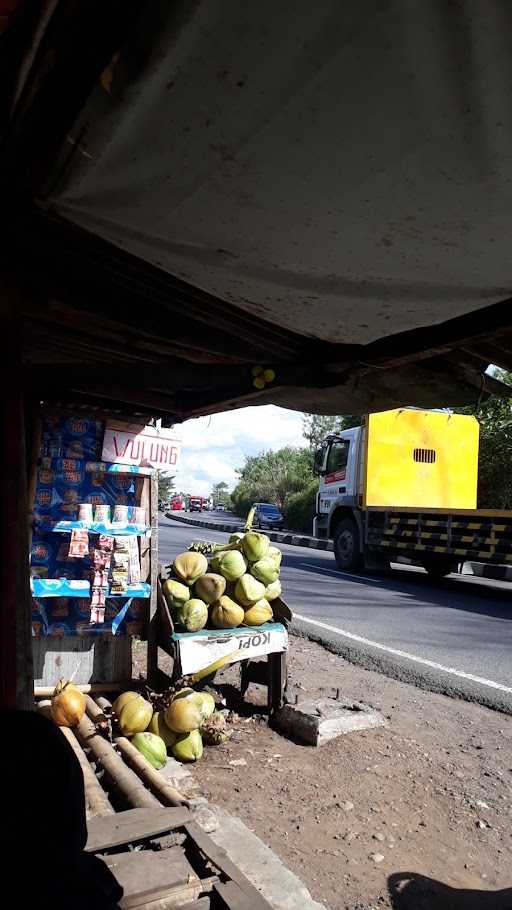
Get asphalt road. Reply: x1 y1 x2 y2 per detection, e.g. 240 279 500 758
159 514 512 713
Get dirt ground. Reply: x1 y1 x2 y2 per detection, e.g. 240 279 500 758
132 637 512 910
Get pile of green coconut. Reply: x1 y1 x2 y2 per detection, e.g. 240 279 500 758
163 530 283 631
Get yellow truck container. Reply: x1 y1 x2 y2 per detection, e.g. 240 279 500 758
313 407 512 576
364 408 479 510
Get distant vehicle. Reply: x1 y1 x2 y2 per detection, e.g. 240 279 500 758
189 496 205 512
217 504 226 512
170 495 184 511
252 502 284 530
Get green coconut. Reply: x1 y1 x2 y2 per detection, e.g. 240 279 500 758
179 598 208 632
162 578 190 609
250 557 279 586
131 732 167 769
172 729 203 763
217 549 247 582
265 578 282 601
234 573 266 607
267 546 283 567
195 692 215 719
194 573 226 604
165 688 214 733
148 711 178 748
242 531 270 562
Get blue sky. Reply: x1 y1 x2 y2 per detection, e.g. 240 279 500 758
172 405 305 496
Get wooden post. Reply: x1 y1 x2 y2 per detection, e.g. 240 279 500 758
26 412 41 551
1 300 34 710
147 471 159 686
268 652 287 716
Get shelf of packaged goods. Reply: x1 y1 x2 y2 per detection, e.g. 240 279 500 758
31 579 151 599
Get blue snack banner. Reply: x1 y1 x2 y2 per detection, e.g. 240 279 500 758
31 416 151 638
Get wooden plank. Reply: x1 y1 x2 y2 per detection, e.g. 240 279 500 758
185 822 272 909
33 635 132 687
214 880 266 909
101 847 201 908
35 680 130 697
86 807 191 852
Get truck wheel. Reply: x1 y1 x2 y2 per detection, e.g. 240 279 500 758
421 556 456 578
334 519 361 572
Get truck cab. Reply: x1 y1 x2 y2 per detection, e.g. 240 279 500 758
313 426 365 569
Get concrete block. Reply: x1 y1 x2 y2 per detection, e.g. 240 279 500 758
273 697 387 746
211 808 325 909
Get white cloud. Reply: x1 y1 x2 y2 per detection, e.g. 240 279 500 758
171 405 305 496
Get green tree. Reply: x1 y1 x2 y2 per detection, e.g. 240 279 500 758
156 470 175 503
302 413 361 451
212 481 230 506
231 447 314 516
456 373 512 509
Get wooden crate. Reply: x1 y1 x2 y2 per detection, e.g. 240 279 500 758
33 635 132 686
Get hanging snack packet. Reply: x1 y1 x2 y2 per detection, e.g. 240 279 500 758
111 551 129 594
92 548 111 570
90 585 106 624
127 536 141 584
98 534 114 552
113 536 129 555
92 568 109 589
68 529 89 558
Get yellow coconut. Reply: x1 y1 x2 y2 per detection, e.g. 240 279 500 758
210 596 244 629
148 711 178 748
243 598 273 626
173 551 208 585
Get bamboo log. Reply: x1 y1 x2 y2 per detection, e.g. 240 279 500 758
34 681 132 698
95 696 193 810
60 726 115 817
85 694 110 734
75 712 160 810
36 701 114 817
114 736 194 810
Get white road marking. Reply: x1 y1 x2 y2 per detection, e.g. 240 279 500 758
293 613 512 694
301 563 383 584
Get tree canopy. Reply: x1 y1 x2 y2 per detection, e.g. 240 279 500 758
302 413 361 451
456 372 512 509
211 481 230 506
230 447 314 518
156 470 175 503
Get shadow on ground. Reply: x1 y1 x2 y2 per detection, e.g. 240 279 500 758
388 872 512 909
